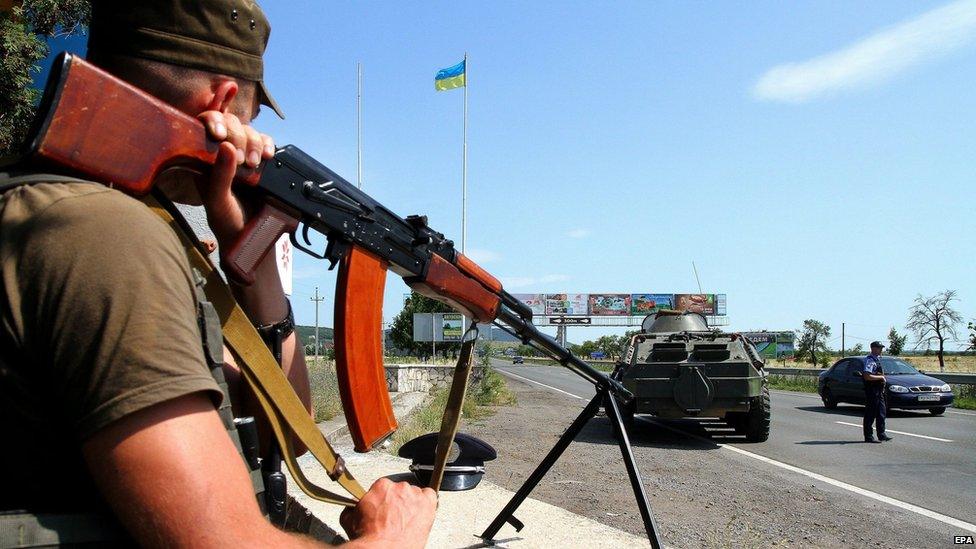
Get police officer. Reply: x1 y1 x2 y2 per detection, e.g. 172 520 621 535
862 341 893 443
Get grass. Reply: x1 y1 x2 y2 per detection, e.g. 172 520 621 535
307 357 343 422
387 366 515 454
955 384 976 410
766 374 819 394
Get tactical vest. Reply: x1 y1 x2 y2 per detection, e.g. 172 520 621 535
0 173 268 547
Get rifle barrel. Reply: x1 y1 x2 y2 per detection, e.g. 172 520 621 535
494 307 633 402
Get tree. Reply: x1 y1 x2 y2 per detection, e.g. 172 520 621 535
887 326 907 356
847 343 863 357
1 1 90 155
906 290 962 372
388 292 461 357
795 319 831 368
596 335 621 360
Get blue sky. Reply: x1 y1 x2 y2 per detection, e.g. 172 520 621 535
41 1 976 349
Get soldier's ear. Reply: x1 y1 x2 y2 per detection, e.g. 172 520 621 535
206 80 239 113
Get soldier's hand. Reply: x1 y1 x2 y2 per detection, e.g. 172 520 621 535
340 478 438 549
195 111 274 247
200 110 274 168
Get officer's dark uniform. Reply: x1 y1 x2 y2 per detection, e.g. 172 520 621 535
862 353 887 441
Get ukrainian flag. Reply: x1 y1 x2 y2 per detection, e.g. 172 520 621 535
435 60 466 91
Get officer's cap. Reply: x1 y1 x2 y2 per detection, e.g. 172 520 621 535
870 341 885 349
398 432 497 491
87 0 284 119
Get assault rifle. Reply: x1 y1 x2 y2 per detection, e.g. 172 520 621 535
20 53 662 547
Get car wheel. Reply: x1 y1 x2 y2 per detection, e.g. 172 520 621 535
929 407 946 416
821 388 838 409
744 386 771 443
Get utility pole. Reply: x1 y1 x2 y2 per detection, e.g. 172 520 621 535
310 287 325 360
841 322 845 357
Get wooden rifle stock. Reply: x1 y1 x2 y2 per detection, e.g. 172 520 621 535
406 254 501 323
26 53 261 194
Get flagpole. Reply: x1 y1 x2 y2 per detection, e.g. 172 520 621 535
357 62 363 190
461 52 468 254
462 53 469 335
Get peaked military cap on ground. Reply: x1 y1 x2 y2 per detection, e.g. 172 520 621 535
398 432 497 491
86 0 284 118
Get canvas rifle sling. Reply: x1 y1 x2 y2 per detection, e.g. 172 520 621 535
143 193 366 507
428 326 478 490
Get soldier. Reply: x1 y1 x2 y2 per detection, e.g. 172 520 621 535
0 1 436 546
862 341 893 443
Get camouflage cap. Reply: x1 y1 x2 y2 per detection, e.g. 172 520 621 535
87 0 284 118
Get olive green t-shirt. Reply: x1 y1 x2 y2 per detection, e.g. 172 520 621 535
0 180 222 512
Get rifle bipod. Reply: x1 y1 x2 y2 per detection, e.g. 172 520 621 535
478 384 663 548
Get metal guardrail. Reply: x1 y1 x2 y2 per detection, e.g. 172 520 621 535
765 367 976 385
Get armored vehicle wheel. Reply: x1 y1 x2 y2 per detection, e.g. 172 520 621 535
929 407 946 416
744 386 770 442
821 388 838 409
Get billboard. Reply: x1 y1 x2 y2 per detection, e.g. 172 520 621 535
545 293 587 315
442 313 463 341
673 294 716 315
588 294 631 316
512 293 546 316
630 293 673 315
502 292 729 316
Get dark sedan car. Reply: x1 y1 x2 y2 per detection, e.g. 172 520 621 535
512 356 524 364
818 356 955 415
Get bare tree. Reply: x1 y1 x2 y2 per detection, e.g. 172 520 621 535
906 290 962 372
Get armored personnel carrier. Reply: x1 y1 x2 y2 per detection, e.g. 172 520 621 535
611 311 770 442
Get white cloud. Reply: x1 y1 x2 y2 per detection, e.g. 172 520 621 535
464 248 501 264
753 0 976 103
502 274 570 289
565 228 591 239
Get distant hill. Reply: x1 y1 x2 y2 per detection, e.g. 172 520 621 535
296 324 334 343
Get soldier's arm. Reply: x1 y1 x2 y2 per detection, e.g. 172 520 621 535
82 392 319 547
82 393 436 547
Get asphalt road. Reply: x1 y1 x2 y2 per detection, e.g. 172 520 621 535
494 361 976 532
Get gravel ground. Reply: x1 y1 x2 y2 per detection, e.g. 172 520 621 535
464 379 954 549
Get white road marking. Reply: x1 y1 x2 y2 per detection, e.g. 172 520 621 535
497 369 588 401
834 421 953 442
640 417 976 535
